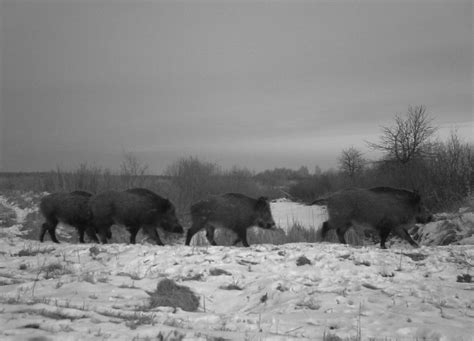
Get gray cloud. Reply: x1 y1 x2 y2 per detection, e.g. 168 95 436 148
1 0 472 172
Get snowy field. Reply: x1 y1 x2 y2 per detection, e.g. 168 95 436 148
0 193 473 340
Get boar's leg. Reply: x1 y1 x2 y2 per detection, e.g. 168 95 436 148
47 226 60 243
127 225 139 244
39 222 49 242
320 221 331 239
142 225 164 246
40 220 60 243
379 227 391 249
77 225 98 243
334 221 352 245
95 224 111 244
83 226 99 243
325 220 349 245
92 215 113 244
392 225 419 248
205 226 217 246
236 229 250 247
336 228 347 244
78 226 86 243
377 218 394 249
232 237 242 246
40 217 60 243
185 220 206 246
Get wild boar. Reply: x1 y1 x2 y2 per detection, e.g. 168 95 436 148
89 188 183 245
185 193 277 247
39 191 98 243
316 187 432 248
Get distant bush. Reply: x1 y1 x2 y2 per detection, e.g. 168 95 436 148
288 170 344 203
164 156 276 212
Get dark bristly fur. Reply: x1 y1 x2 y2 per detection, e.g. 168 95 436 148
39 191 98 243
185 193 277 247
89 188 183 245
314 187 432 249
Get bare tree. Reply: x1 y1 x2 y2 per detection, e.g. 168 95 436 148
368 105 437 164
429 131 473 201
120 151 148 188
338 147 365 179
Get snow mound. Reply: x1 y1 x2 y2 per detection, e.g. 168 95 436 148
413 211 474 246
0 193 40 224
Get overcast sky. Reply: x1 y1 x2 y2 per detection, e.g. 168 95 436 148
1 0 472 174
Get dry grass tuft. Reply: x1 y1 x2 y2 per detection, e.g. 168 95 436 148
148 278 199 312
209 268 232 276
180 272 204 281
219 282 243 291
296 255 312 266
16 246 55 257
42 262 72 279
456 274 472 283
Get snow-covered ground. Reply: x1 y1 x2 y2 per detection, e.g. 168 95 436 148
0 237 473 340
0 193 473 340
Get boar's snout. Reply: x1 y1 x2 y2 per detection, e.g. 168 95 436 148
268 222 277 229
160 219 184 234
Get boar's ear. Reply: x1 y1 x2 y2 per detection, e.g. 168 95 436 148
160 199 172 212
255 196 269 209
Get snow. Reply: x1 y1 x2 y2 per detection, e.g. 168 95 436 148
0 238 472 340
0 195 37 224
414 212 474 246
0 194 473 340
270 199 327 231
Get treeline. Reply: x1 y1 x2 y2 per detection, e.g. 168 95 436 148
1 106 472 213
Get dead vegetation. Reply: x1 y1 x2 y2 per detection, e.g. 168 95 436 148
16 245 56 257
147 279 200 312
42 262 73 280
296 255 312 266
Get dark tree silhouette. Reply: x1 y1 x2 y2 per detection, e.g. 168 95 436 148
368 105 436 164
338 147 365 179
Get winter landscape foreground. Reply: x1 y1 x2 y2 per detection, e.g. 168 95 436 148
0 194 473 340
